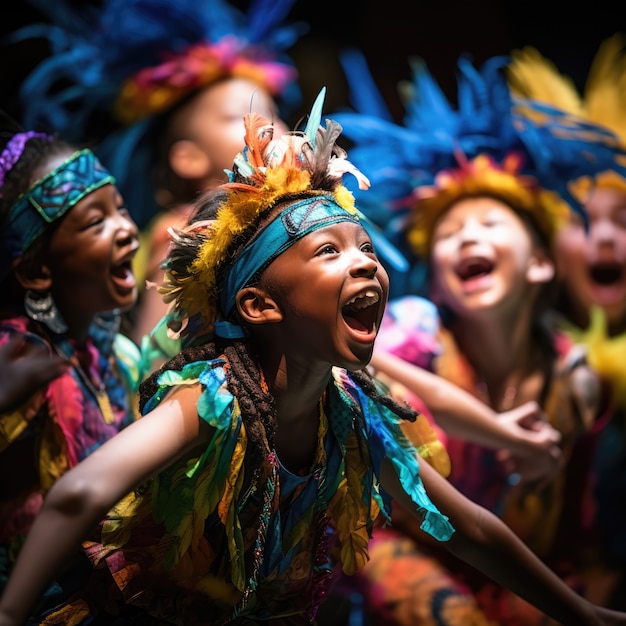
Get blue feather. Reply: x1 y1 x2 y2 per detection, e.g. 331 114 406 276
305 87 326 148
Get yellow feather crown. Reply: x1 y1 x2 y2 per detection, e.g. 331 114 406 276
406 152 571 256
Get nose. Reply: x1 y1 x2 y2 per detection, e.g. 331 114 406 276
459 218 482 243
351 251 378 278
115 212 139 246
590 217 618 248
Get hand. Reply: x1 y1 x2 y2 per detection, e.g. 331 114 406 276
494 401 563 486
0 335 70 414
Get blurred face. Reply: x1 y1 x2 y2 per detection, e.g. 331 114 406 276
429 197 549 318
174 77 289 184
39 153 140 321
552 186 626 333
261 220 389 371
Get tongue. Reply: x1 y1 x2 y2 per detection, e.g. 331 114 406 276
344 314 368 332
111 266 136 289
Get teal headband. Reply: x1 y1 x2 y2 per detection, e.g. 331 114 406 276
1 149 115 279
218 195 361 319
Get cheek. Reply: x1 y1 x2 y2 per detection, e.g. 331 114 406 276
552 229 587 264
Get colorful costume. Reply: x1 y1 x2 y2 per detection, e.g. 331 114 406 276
363 296 606 624
41 356 452 625
0 313 142 612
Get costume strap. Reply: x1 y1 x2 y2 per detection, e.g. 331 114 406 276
218 195 361 318
1 149 115 278
0 131 50 187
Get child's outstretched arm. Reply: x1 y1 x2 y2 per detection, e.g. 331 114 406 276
371 350 562 484
380 457 626 626
0 384 207 626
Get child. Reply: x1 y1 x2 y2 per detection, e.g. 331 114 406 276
331 53 626 624
0 124 144 617
507 34 626 608
11 0 305 345
2 91 626 626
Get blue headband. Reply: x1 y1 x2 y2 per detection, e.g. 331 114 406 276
218 195 361 319
1 149 115 278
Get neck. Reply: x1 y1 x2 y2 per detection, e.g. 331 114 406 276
259 351 331 475
451 306 539 402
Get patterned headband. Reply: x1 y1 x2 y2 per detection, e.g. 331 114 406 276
218 195 361 320
0 149 115 279
0 131 50 187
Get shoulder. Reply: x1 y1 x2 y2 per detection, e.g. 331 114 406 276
552 331 603 431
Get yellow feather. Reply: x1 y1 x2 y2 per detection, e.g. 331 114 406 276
508 47 583 116
327 431 372 576
585 34 626 145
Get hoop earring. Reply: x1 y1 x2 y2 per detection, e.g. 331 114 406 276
24 289 68 334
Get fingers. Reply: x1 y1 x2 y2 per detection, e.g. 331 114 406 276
0 336 70 414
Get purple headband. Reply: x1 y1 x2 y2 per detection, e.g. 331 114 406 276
0 131 51 187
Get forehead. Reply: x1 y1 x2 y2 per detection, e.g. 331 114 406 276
586 186 626 216
29 150 76 187
436 196 522 225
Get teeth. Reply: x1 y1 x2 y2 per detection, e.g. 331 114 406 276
346 290 379 308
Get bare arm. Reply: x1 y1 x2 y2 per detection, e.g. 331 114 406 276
380 458 626 626
371 350 562 482
0 384 207 625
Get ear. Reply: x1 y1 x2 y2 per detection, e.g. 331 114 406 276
526 248 555 284
13 258 52 292
236 286 283 326
169 139 212 180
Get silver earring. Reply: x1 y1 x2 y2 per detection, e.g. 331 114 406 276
24 289 68 334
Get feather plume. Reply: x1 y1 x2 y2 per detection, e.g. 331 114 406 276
12 0 306 230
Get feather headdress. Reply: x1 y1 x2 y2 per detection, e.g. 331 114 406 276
507 34 626 195
158 88 372 342
11 0 306 228
331 51 626 292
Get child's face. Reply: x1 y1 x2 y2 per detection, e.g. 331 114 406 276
429 196 546 318
261 220 389 371
552 186 626 332
171 77 289 187
42 155 140 319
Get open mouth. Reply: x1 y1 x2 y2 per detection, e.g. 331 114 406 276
589 262 623 286
111 260 137 291
455 257 494 281
342 290 380 333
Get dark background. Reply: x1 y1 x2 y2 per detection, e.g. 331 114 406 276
0 0 622 130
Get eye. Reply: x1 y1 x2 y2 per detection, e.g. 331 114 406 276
318 244 338 255
84 212 105 229
361 241 375 254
